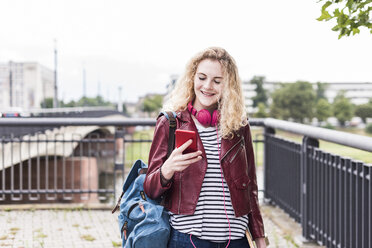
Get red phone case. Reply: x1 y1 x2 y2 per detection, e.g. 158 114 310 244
175 129 197 153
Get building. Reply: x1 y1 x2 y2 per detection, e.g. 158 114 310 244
164 75 372 114
321 82 372 105
0 61 54 111
244 81 372 112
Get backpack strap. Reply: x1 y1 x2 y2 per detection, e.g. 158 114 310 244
112 112 177 214
159 111 177 158
112 191 124 213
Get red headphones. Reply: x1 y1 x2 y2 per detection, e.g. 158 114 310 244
187 102 219 126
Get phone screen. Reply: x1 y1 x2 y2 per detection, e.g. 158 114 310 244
175 129 197 153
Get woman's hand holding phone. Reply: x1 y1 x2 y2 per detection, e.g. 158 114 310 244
161 139 202 181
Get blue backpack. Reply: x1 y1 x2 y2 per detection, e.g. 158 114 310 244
112 112 177 248
113 160 170 248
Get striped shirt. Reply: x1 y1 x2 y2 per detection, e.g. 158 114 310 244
169 123 249 243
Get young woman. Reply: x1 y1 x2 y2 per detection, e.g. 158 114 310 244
144 47 266 248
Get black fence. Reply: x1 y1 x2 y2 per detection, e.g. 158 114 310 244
1 117 371 248
264 118 372 248
264 131 302 222
0 118 155 204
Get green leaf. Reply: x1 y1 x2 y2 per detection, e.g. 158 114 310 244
322 1 333 11
317 10 332 21
334 8 341 17
358 0 372 10
332 24 340 31
319 0 372 38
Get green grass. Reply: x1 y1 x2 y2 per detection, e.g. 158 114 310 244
275 130 372 164
125 129 154 168
123 126 371 169
124 128 266 167
251 128 265 167
112 241 121 247
81 234 95 241
319 141 372 164
36 233 47 238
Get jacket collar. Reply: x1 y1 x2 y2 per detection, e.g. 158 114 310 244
176 109 242 161
177 109 192 123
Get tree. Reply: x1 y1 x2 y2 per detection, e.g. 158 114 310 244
58 96 113 108
41 98 66 108
317 0 372 39
61 100 76 107
41 98 54 108
366 123 372 134
250 76 268 107
254 103 268 118
355 102 372 123
333 91 353 126
270 81 316 123
315 98 332 123
76 96 112 107
121 103 129 116
142 94 163 116
316 82 328 102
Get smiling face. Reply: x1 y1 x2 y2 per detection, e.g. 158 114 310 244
193 59 224 112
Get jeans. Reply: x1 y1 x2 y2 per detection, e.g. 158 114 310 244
168 227 250 248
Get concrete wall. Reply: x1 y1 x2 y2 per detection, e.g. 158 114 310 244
0 157 99 204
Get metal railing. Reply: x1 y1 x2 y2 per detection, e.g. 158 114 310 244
0 109 127 139
264 118 372 248
0 118 265 204
1 117 371 247
0 118 156 204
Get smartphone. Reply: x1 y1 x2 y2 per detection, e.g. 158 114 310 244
175 129 197 153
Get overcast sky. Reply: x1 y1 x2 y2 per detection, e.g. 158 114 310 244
1 0 371 103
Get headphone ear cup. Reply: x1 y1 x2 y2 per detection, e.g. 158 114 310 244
188 102 197 116
211 110 219 126
197 109 212 126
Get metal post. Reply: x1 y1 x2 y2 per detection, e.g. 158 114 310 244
9 62 13 107
263 127 275 201
118 86 123 112
301 136 319 240
53 39 58 108
114 126 125 201
83 66 86 100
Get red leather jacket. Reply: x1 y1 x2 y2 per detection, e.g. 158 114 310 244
144 110 265 239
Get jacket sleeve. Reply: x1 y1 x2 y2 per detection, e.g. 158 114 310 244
143 116 173 200
244 123 265 239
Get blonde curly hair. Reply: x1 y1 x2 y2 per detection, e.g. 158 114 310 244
163 47 248 139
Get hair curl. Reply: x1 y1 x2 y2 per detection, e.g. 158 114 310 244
163 47 248 139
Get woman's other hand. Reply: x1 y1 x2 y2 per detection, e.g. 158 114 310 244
255 237 267 248
161 139 202 180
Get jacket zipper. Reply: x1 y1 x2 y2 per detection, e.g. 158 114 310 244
178 172 182 214
127 202 139 218
229 142 244 163
241 137 249 176
127 201 146 218
221 136 244 162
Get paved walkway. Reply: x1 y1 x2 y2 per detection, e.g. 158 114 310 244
0 204 322 248
0 167 323 248
0 207 120 248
